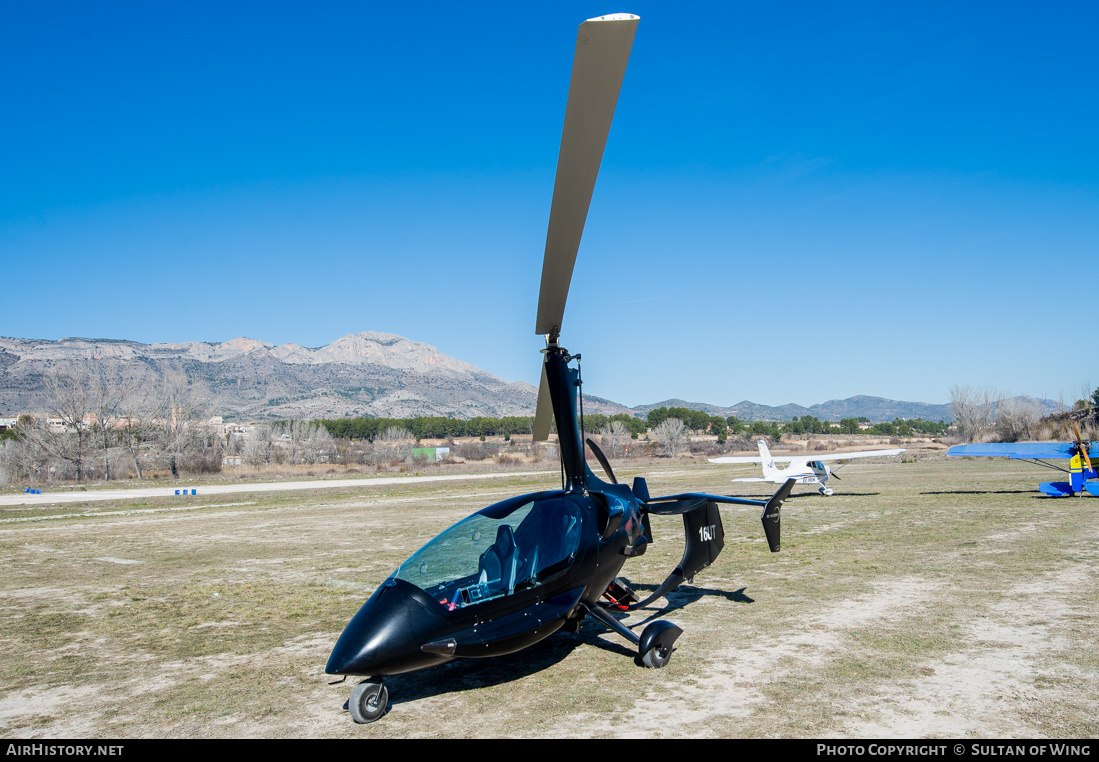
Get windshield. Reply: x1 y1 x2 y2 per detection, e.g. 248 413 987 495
393 496 582 610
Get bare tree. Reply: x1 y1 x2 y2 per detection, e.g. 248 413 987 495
373 426 413 464
88 368 137 481
0 439 19 484
271 420 336 465
950 384 997 443
117 383 156 480
600 420 631 459
994 397 1042 442
243 424 273 466
153 372 208 478
8 415 49 483
653 418 688 457
1072 383 1098 417
302 423 334 464
0 421 51 485
41 366 93 481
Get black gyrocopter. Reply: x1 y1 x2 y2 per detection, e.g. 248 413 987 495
325 13 796 724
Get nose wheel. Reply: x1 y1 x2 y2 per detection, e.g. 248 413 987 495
349 679 388 724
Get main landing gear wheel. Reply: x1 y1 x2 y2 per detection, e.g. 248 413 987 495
641 644 672 668
638 620 682 669
349 679 388 724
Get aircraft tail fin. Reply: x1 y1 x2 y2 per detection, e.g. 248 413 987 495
762 478 795 552
632 500 724 608
757 440 779 479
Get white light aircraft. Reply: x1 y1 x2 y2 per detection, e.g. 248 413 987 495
709 440 906 495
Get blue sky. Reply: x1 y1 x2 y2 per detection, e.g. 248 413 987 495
2 1 1096 408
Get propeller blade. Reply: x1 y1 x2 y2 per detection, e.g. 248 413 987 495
533 364 553 441
1074 425 1094 473
535 14 639 338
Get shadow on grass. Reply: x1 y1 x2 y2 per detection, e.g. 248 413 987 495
376 635 584 708
919 489 1040 495
731 492 880 500
611 581 755 627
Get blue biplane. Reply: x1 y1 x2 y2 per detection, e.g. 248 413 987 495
947 432 1099 497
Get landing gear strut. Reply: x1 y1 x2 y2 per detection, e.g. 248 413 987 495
585 601 682 669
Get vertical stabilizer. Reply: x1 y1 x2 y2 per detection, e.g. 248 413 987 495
757 440 779 479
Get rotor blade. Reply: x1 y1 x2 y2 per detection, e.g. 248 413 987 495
585 437 618 484
533 364 553 441
535 14 639 337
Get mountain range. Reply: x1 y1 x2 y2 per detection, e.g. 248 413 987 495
0 332 1058 423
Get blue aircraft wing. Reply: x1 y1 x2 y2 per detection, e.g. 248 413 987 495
947 443 1077 459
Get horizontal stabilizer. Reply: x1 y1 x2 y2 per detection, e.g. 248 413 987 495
1039 481 1075 497
643 492 770 512
642 495 708 515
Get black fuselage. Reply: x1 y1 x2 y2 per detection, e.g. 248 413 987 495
326 479 642 677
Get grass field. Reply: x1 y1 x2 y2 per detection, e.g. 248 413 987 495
1 456 1095 738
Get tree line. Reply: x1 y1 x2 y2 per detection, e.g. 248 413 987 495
317 412 650 441
315 407 949 445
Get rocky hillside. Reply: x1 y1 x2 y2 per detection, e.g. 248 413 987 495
0 333 547 421
632 394 1061 423
3 332 1050 424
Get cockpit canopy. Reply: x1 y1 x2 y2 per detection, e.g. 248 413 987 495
392 494 583 610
